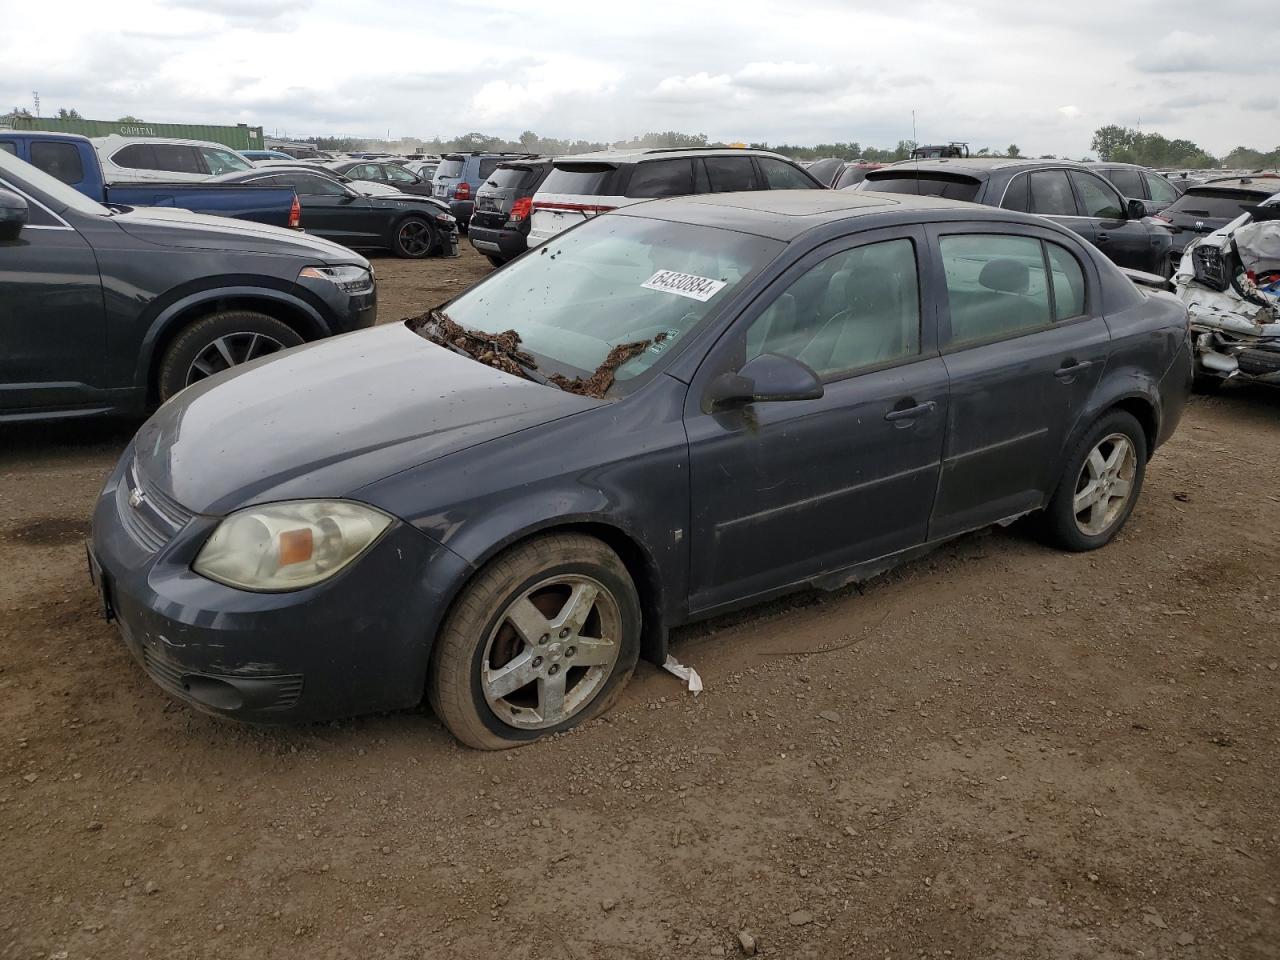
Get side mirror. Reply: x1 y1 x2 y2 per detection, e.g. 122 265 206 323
704 352 824 412
1126 197 1148 220
0 188 28 241
339 192 357 204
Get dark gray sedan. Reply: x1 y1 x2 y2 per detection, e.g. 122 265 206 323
90 191 1192 749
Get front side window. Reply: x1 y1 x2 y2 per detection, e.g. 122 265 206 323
1070 171 1124 219
1104 167 1144 198
626 159 694 198
757 157 815 190
1029 171 1077 216
0 141 17 155
703 156 759 193
941 234 1053 343
200 147 251 176
29 142 85 185
283 174 347 196
437 216 782 393
1145 173 1178 203
745 238 921 378
150 144 204 174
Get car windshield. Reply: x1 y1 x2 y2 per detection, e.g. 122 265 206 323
0 149 109 217
420 215 782 395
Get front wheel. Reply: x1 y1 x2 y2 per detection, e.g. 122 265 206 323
428 533 641 750
392 217 437 258
157 311 302 402
1040 410 1147 552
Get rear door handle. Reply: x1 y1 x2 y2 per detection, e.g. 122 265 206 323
884 400 937 422
1054 360 1094 380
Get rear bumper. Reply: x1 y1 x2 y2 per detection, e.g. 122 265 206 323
449 200 475 229
1156 333 1193 449
468 224 527 261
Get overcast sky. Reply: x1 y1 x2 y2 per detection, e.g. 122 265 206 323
3 0 1276 156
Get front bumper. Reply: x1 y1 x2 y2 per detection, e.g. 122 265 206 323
296 272 377 334
89 452 471 723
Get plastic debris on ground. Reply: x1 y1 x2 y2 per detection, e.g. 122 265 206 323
662 654 703 694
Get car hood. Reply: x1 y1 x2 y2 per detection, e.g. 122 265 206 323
131 323 600 516
113 206 360 260
366 191 450 212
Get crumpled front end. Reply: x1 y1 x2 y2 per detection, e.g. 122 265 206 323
1175 216 1280 384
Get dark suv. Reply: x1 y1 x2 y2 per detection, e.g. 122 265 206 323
468 159 553 265
433 153 536 231
1154 175 1280 270
859 158 1173 275
0 150 377 421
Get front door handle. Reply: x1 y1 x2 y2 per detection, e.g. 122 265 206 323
1096 233 1110 243
1054 359 1094 381
884 400 937 422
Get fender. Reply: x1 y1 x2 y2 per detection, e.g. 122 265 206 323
132 284 331 390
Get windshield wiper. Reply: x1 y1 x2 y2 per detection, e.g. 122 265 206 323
410 308 550 385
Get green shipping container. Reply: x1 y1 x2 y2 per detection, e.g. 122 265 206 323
2 116 264 151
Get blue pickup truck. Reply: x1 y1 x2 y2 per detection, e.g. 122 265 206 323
0 131 299 229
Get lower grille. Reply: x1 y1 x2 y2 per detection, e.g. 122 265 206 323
141 648 304 711
117 459 195 553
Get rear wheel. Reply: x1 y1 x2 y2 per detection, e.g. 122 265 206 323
428 533 640 750
392 216 436 258
1040 410 1147 551
486 255 506 269
157 311 302 402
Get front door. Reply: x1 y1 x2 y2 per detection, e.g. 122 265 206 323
1069 169 1158 272
928 227 1109 539
0 195 105 413
685 229 948 612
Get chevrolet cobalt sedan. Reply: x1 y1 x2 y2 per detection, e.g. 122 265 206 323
90 191 1192 749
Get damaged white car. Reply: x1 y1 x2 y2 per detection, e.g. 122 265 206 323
1175 196 1280 388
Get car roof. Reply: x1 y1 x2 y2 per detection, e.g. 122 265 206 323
551 147 799 166
870 157 1080 179
611 189 1006 241
91 134 246 153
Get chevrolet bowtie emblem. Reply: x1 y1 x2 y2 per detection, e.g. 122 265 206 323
129 489 145 509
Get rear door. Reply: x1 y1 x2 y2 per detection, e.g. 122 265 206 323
700 155 760 193
685 228 948 610
927 226 1108 538
0 186 106 411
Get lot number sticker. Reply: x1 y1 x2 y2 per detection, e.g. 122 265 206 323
642 270 726 302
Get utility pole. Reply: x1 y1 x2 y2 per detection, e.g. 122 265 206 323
32 91 40 117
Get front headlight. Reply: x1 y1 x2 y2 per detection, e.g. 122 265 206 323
299 265 374 295
193 500 392 592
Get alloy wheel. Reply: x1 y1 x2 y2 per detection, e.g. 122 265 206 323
1072 433 1137 536
186 332 286 386
397 220 433 256
480 575 621 730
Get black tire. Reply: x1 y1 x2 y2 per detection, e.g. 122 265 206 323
1192 373 1224 394
391 216 437 258
156 311 302 402
428 533 641 750
1040 409 1148 552
486 255 507 269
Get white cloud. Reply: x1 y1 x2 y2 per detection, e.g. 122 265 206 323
1057 105 1081 120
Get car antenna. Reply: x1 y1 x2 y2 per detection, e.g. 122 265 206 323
912 109 921 195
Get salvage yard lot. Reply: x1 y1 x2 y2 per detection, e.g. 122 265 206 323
2 246 1278 959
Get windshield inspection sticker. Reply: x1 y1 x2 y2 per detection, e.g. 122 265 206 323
642 270 727 302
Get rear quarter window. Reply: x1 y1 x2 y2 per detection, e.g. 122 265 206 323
541 164 617 196
863 173 981 202
111 143 153 169
0 141 16 155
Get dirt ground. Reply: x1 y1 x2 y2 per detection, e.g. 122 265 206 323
1 245 1278 959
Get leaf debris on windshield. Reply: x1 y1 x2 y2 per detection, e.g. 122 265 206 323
407 309 666 399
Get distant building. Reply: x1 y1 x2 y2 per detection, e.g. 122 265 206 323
0 114 264 151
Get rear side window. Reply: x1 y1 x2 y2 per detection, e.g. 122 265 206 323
151 144 204 175
478 158 500 179
436 158 464 178
757 157 816 190
1144 173 1177 203
30 142 85 185
1104 168 1143 198
1029 171 1076 216
0 141 17 155
626 159 694 198
542 164 616 196
1047 244 1086 318
703 156 759 192
941 234 1053 343
1070 171 1124 219
112 143 153 169
863 173 980 201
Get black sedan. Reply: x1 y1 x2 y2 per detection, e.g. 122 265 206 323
324 159 436 197
211 167 458 258
859 159 1175 275
90 191 1191 749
